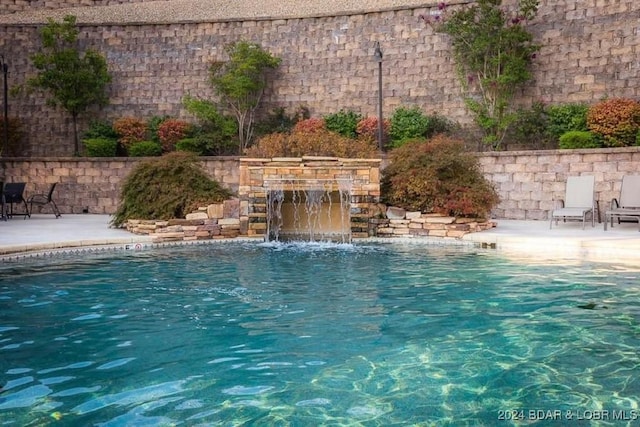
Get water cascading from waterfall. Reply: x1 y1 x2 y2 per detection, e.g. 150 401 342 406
265 179 352 243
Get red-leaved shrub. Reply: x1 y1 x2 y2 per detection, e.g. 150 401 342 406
157 119 191 152
245 128 378 158
587 98 640 147
113 117 148 148
381 134 500 219
356 116 390 140
292 118 325 134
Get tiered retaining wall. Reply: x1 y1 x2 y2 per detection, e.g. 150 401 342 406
1 147 639 220
1 0 639 156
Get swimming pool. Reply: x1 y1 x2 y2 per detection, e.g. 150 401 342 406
1 241 640 425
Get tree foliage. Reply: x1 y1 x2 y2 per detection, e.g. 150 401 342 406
28 15 111 155
209 41 281 154
182 95 239 155
429 0 540 150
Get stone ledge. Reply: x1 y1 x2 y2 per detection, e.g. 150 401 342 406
370 212 496 240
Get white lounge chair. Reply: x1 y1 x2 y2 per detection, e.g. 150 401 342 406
550 175 595 229
604 175 640 231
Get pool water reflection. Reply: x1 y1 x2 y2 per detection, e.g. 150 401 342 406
1 241 639 425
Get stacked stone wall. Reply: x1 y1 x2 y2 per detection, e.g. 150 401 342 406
479 147 640 221
2 148 639 221
0 0 159 15
0 156 239 215
0 0 639 156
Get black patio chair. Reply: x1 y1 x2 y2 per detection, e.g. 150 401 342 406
3 182 30 219
27 183 61 218
0 181 6 221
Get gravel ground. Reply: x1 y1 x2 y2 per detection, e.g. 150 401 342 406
0 0 439 25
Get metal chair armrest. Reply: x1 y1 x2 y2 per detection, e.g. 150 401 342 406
610 198 620 210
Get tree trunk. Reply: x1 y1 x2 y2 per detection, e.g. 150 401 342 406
72 111 79 156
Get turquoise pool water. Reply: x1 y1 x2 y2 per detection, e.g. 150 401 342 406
1 241 640 426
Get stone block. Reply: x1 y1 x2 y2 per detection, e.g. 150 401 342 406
207 203 224 219
224 198 240 218
448 223 471 231
424 216 455 224
446 230 467 238
352 232 369 239
240 218 249 235
221 229 240 238
185 212 208 220
392 228 410 235
218 218 240 226
386 206 406 219
137 223 157 230
376 227 394 234
409 228 430 236
149 232 185 239
424 223 445 230
405 211 422 219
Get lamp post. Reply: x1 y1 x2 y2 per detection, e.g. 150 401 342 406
0 55 7 156
373 42 384 151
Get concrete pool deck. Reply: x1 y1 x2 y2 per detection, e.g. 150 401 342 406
0 214 639 264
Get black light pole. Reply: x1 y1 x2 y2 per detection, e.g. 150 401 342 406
0 55 7 156
373 42 383 152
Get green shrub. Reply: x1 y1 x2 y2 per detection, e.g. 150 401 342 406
83 119 118 140
507 102 555 149
381 134 500 219
83 137 117 157
0 117 25 156
127 140 162 157
389 106 430 146
183 96 239 153
558 131 600 149
424 113 457 138
112 151 233 227
323 110 362 138
547 103 589 138
197 133 238 156
176 138 205 155
587 98 640 147
148 115 170 143
254 106 309 137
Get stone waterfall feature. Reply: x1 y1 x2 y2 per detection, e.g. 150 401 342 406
239 157 382 242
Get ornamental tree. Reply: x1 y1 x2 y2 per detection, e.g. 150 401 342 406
425 0 540 150
28 15 111 155
209 41 281 154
